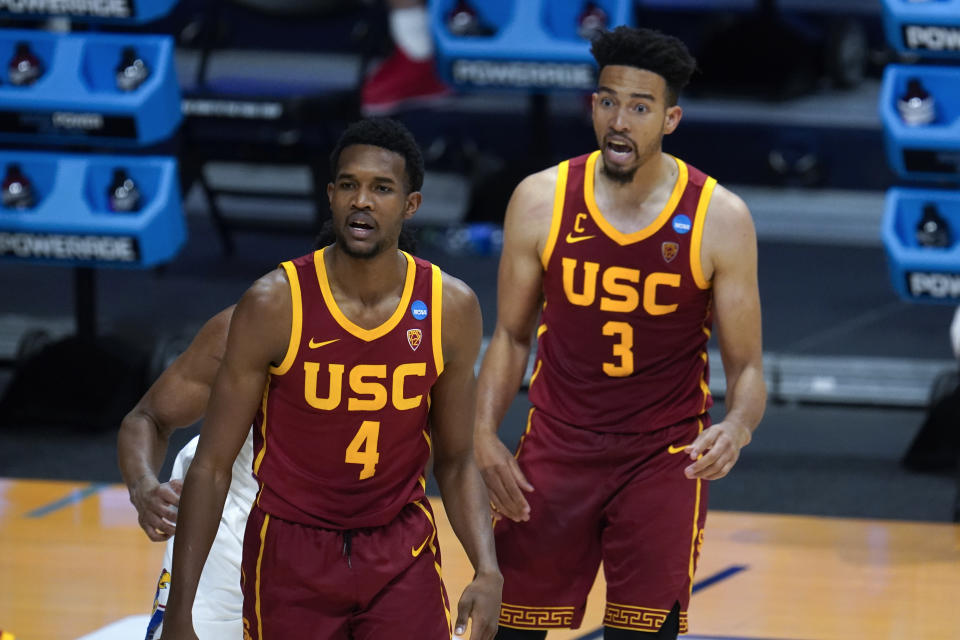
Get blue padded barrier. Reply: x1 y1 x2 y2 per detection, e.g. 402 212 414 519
879 64 960 182
0 151 185 268
429 0 632 91
0 0 179 24
881 0 960 59
0 30 181 146
882 186 960 304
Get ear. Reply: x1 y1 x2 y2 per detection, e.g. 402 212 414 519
326 181 334 203
404 191 422 220
663 105 682 135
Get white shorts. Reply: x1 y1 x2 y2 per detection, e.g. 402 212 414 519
146 431 257 640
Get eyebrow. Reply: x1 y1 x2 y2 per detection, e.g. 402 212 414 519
597 85 657 101
337 172 398 185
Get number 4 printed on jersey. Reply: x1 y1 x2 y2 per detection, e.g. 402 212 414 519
346 420 380 479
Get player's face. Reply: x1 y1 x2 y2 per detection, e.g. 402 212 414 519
327 144 420 259
591 65 682 183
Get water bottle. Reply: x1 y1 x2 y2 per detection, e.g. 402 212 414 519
108 168 142 213
916 203 950 248
897 78 936 126
115 46 150 92
2 164 35 210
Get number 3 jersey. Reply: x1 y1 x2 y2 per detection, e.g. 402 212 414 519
529 151 716 434
252 248 443 530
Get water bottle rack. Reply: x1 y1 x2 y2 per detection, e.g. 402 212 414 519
881 0 960 60
0 0 178 25
0 151 185 269
880 0 960 306
429 0 633 91
879 64 960 182
0 29 181 147
883 186 960 304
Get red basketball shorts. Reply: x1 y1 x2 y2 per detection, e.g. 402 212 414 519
241 499 451 639
495 409 710 634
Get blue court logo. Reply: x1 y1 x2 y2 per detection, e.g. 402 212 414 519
411 300 428 320
672 214 692 234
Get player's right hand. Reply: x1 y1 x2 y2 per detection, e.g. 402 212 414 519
131 475 182 541
474 431 533 522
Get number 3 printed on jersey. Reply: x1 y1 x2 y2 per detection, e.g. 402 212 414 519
346 420 380 479
602 320 634 377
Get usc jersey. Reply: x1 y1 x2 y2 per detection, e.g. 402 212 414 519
529 151 715 433
252 248 444 529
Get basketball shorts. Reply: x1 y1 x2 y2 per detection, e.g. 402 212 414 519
145 436 253 640
241 499 451 639
495 409 710 634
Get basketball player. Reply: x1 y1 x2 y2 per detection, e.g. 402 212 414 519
146 119 500 640
119 225 420 640
473 27 766 639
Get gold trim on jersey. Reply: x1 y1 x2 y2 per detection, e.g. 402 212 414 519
313 247 416 342
252 379 270 475
412 499 451 633
584 151 688 246
604 603 689 634
431 264 444 377
255 513 270 640
269 261 303 375
691 176 717 290
541 161 569 269
499 603 576 629
688 418 705 600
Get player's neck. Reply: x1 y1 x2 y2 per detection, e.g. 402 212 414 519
325 245 407 309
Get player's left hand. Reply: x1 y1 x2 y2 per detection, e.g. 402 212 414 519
684 421 752 480
454 569 503 640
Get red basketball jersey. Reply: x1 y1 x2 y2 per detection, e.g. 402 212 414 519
252 248 444 529
528 151 716 433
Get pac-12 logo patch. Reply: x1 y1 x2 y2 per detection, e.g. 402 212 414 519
407 328 423 351
411 300 428 320
672 214 692 234
662 241 679 263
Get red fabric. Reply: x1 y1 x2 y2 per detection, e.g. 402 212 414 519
495 410 709 632
529 153 714 434
253 250 439 530
241 501 451 639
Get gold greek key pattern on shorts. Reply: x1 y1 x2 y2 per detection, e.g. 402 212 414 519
499 603 575 628
603 603 689 633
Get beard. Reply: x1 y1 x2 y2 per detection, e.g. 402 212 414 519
600 162 637 184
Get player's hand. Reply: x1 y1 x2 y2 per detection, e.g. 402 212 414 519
684 421 752 480
130 475 182 541
454 569 503 640
474 431 533 522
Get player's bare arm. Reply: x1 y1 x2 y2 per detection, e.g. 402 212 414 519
686 185 766 480
160 272 290 640
474 168 557 523
117 306 234 541
431 272 502 640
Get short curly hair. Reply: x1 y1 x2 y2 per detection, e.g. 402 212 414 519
329 118 425 193
590 26 697 106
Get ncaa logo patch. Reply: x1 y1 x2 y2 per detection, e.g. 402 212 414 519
672 214 692 234
407 328 423 351
662 241 679 263
411 300 428 320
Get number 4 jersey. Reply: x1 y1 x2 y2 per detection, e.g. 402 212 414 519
252 248 443 529
530 151 716 434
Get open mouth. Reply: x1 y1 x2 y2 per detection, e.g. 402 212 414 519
605 137 634 160
346 214 375 238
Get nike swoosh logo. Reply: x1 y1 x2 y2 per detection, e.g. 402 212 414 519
411 535 431 558
667 444 690 454
308 338 339 349
565 233 596 244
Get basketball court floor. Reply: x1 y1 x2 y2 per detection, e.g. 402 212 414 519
1 479 958 640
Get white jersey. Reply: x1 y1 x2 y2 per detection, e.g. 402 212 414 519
146 430 257 640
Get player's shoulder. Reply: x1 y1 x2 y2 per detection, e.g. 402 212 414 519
437 269 481 318
703 182 757 260
513 164 560 203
